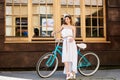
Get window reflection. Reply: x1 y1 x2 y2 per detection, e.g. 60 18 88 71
32 0 54 37
6 0 12 3
76 27 81 37
85 0 104 37
61 0 80 5
15 18 28 37
32 0 53 4
33 14 53 37
61 0 81 38
85 0 103 6
6 0 28 37
75 18 80 26
86 18 97 26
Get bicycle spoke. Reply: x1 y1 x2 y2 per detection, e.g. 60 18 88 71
78 52 100 76
36 53 58 78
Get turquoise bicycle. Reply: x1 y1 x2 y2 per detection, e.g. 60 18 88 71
36 40 100 78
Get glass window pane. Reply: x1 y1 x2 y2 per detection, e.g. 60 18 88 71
21 18 28 25
76 27 81 37
61 7 67 15
61 0 80 5
39 6 53 14
40 6 46 14
99 28 104 37
75 8 81 15
91 0 97 6
85 0 91 5
85 7 91 16
32 0 39 3
46 0 53 4
98 0 103 6
74 0 80 5
6 0 12 3
13 0 20 3
67 7 74 15
15 27 20 36
67 0 74 5
33 28 39 37
6 16 12 25
85 0 103 6
61 0 67 5
86 18 91 26
47 6 53 14
15 17 28 37
98 8 103 17
41 18 54 36
40 0 46 4
33 16 39 26
92 18 97 26
99 18 103 26
6 6 12 15
86 28 91 37
21 6 28 15
33 5 39 14
75 17 81 26
6 27 12 36
21 0 28 4
91 7 98 16
92 28 97 37
13 6 20 15
22 27 28 37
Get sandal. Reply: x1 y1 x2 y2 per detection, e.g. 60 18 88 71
66 72 73 80
67 72 76 80
72 72 76 79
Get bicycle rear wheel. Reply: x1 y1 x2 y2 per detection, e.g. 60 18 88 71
36 52 58 78
78 52 100 76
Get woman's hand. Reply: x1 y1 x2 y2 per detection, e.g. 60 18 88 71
68 37 74 42
51 32 55 36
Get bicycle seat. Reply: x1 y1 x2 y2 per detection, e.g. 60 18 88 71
77 43 87 49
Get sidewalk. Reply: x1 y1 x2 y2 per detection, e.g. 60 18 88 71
0 69 119 80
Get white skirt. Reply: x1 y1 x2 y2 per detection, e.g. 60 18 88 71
62 37 78 74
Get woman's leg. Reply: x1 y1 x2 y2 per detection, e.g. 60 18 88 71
64 62 69 74
64 62 72 80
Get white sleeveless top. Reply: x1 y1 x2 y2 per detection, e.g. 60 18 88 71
61 28 73 38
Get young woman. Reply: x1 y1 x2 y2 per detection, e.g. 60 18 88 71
51 15 78 80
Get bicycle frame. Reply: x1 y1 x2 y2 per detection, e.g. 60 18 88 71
46 42 91 68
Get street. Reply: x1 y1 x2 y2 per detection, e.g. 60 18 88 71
0 69 119 80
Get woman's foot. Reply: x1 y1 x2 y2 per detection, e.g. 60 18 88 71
66 72 73 80
71 72 76 79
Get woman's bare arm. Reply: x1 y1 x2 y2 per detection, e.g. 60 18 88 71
72 26 76 38
51 25 63 36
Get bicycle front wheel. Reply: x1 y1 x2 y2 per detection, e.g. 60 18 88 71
36 52 58 78
78 52 100 76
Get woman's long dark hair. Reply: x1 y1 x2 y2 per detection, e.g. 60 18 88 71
63 15 72 25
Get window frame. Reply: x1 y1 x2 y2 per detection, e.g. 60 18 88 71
5 0 107 43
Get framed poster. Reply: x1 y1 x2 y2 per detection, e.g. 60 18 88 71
42 18 54 31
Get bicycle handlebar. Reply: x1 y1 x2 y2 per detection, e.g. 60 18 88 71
55 38 63 42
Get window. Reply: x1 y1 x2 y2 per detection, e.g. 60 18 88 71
85 0 105 39
5 0 28 37
32 0 54 38
60 0 81 38
59 0 106 41
5 0 106 42
15 17 28 37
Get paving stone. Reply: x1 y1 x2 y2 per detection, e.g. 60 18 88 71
0 69 119 80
